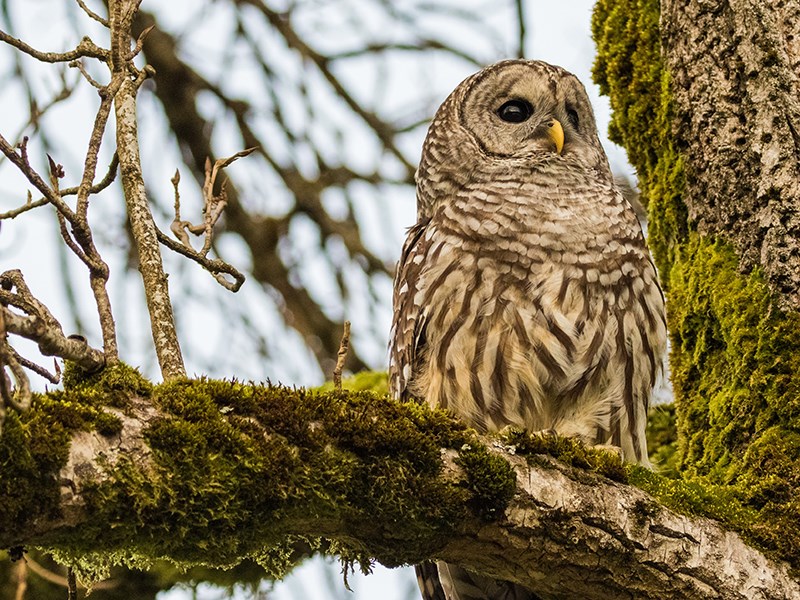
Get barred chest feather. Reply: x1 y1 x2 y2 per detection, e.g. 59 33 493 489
391 184 667 464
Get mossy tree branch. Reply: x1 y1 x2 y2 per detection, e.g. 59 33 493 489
1 366 797 599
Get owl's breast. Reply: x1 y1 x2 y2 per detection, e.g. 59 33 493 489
410 212 666 449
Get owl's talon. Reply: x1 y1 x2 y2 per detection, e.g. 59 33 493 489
593 443 625 461
533 428 559 440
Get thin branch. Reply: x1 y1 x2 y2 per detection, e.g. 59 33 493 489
75 0 109 27
69 57 105 89
126 24 154 61
156 150 254 292
0 153 119 220
155 230 245 292
0 135 76 221
515 0 526 58
13 560 26 600
326 40 483 66
333 320 351 392
0 31 109 63
0 301 33 425
1 69 79 157
67 567 77 600
114 69 184 379
0 270 105 372
75 73 125 220
24 556 115 591
0 130 118 358
10 349 61 384
240 0 415 176
0 192 47 220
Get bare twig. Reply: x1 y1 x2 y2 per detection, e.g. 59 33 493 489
157 149 255 293
0 31 109 63
75 74 126 220
0 132 118 360
240 0 415 176
11 349 61 384
515 0 526 58
13 560 26 600
0 270 105 372
126 24 154 61
0 308 32 435
327 40 483 66
0 136 75 219
155 230 245 292
23 556 115 591
0 70 79 160
76 0 110 27
69 58 105 89
333 320 351 392
0 153 119 220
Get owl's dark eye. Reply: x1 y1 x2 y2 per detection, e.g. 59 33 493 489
566 107 580 129
497 99 533 123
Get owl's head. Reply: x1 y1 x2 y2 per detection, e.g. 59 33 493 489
416 60 611 215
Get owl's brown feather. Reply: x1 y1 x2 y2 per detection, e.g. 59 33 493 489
389 59 667 600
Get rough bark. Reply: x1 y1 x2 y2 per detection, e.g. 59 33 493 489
2 383 798 600
662 0 800 305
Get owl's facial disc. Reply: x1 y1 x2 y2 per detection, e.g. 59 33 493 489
457 60 604 166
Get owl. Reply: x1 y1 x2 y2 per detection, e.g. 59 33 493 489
388 60 667 599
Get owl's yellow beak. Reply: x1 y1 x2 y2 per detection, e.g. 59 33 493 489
547 119 564 155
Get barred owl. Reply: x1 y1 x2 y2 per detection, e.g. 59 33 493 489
388 60 667 599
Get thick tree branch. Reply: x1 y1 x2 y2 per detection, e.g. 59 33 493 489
0 374 796 599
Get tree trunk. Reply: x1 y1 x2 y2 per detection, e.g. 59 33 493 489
593 0 800 578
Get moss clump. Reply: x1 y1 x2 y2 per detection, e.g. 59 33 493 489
627 465 758 532
592 0 689 279
500 429 627 483
0 363 148 543
315 371 389 395
646 404 679 475
456 443 516 519
34 379 515 577
593 0 800 569
62 361 152 408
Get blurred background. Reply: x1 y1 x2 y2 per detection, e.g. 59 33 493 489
0 0 638 597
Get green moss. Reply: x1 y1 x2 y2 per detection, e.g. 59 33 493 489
315 371 389 395
0 364 151 544
14 378 518 579
592 0 689 279
500 429 627 482
627 465 758 532
456 443 516 519
0 380 138 539
593 0 800 570
62 362 152 408
646 404 679 475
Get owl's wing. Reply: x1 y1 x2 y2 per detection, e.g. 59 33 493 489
389 218 431 401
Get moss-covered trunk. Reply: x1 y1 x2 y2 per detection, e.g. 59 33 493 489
593 0 800 564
